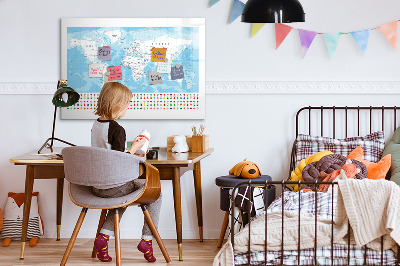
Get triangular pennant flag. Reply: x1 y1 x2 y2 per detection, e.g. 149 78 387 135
298 29 317 58
251 23 266 38
229 0 245 24
351 29 370 55
323 33 341 58
378 21 398 50
209 0 220 7
275 23 293 49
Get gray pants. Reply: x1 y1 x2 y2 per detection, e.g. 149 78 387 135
92 180 162 240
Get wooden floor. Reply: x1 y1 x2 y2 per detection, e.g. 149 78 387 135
0 239 221 265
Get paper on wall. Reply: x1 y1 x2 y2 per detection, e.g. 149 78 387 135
89 63 105 78
149 71 163 85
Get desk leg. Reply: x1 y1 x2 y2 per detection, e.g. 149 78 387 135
20 165 35 259
172 167 183 261
56 178 64 241
193 161 203 242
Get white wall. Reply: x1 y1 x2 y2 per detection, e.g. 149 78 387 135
1 0 400 240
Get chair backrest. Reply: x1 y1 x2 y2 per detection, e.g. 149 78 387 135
62 146 145 187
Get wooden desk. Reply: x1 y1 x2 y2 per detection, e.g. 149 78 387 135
10 147 213 261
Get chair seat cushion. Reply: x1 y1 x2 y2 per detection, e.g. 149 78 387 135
69 180 145 208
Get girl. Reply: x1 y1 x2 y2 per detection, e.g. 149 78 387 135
91 82 161 263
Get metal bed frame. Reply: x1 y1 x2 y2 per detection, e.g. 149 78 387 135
230 106 400 266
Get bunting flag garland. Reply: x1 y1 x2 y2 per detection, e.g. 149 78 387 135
275 23 293 49
378 21 398 50
229 0 245 24
351 29 370 55
323 33 341 58
208 3 400 57
298 30 317 58
209 0 220 8
251 23 266 38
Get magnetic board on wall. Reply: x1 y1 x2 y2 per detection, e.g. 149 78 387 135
61 18 205 119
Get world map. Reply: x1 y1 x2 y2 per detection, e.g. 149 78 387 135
66 27 200 94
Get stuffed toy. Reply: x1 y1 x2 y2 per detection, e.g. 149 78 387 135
1 192 44 247
229 159 261 179
289 150 333 191
348 146 391 180
172 135 189 153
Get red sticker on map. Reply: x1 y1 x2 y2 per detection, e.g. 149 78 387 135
107 66 122 81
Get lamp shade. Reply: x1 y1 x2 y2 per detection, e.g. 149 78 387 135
241 0 305 23
52 83 80 107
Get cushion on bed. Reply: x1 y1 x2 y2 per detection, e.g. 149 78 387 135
301 154 368 189
295 131 385 167
348 146 391 180
382 126 400 184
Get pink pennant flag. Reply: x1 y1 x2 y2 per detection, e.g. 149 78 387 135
275 23 293 49
298 29 318 58
378 21 398 50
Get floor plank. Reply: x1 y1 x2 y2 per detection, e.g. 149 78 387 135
0 239 221 265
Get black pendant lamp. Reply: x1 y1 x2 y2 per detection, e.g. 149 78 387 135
241 0 305 23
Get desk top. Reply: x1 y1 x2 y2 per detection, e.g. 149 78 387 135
10 147 214 166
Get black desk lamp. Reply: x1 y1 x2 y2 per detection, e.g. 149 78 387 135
241 0 305 23
38 80 80 154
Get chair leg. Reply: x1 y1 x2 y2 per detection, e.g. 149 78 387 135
60 208 88 266
217 211 230 248
92 209 108 258
141 205 171 263
114 209 121 266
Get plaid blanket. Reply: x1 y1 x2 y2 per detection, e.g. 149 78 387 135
234 191 397 265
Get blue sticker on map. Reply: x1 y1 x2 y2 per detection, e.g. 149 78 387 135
171 65 184 80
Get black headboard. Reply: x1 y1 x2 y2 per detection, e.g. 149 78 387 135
289 106 400 179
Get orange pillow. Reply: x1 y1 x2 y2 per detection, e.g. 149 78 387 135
347 146 391 180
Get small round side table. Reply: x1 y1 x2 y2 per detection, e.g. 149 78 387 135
215 175 275 248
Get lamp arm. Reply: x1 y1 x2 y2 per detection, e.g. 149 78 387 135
50 105 57 148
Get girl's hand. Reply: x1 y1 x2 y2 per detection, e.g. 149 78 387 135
134 148 149 157
129 137 147 155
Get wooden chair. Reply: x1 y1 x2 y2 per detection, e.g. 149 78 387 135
60 146 171 265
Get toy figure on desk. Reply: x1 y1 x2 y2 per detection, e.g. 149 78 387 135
172 135 189 153
1 192 43 247
91 82 161 263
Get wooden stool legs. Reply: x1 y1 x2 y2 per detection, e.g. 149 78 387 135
141 205 171 263
60 208 88 266
114 209 121 266
217 211 230 248
91 209 108 258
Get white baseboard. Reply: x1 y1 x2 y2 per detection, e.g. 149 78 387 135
1 81 400 94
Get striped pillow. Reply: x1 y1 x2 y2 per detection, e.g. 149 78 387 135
294 131 385 166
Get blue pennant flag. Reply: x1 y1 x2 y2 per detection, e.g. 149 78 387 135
323 33 341 58
351 29 370 55
209 0 221 7
229 0 245 23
